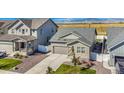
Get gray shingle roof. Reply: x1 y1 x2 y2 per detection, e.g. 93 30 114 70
8 18 50 30
0 34 36 42
20 18 49 29
31 18 49 29
107 27 124 50
0 20 15 29
50 28 96 46
16 23 24 30
20 19 32 28
19 35 36 41
8 20 19 29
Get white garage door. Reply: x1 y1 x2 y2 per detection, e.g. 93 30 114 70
0 42 13 54
53 46 68 54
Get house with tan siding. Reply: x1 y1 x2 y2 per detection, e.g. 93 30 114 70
50 28 96 60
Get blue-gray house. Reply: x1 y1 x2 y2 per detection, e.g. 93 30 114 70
107 27 124 73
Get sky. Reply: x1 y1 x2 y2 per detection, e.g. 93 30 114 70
1 18 124 23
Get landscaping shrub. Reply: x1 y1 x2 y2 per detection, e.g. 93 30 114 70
14 53 28 59
14 53 20 58
81 60 95 69
46 66 53 74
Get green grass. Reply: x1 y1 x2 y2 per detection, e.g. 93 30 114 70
52 64 96 74
0 59 21 70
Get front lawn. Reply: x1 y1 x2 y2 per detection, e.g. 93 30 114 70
0 59 21 70
52 64 96 74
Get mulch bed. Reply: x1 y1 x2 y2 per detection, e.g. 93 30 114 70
10 53 47 73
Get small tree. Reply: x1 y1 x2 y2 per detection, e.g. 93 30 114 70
70 46 80 66
46 66 53 74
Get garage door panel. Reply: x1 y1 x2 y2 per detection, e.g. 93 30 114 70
0 44 13 54
115 56 124 63
53 46 68 54
115 56 124 74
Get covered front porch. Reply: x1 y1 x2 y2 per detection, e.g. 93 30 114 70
13 37 36 55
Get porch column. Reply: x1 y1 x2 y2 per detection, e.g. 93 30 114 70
13 41 15 52
19 42 21 52
26 41 28 55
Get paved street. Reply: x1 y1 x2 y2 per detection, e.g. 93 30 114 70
25 54 68 74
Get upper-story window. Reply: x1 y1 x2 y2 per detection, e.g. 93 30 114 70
11 29 14 33
40 29 42 35
22 29 25 34
52 29 54 33
19 29 21 32
26 29 28 32
32 29 35 32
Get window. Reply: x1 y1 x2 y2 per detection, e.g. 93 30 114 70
19 29 21 32
40 29 42 35
26 29 28 32
52 29 54 33
22 29 25 34
21 42 25 48
32 29 35 32
47 36 50 43
11 29 14 33
77 47 85 53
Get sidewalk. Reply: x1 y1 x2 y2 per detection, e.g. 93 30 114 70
95 54 116 74
0 70 18 74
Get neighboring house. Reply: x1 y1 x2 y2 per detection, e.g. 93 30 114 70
96 27 107 42
0 20 15 34
50 28 96 60
0 18 57 55
107 27 124 73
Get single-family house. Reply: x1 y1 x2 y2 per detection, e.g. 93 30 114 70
96 27 107 41
50 28 96 60
0 20 15 34
107 27 124 73
0 18 58 55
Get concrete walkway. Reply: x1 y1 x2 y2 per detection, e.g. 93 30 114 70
93 54 116 74
103 60 116 74
99 54 116 74
0 70 18 74
25 54 68 74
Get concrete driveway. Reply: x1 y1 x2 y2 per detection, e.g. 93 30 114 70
25 54 69 74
